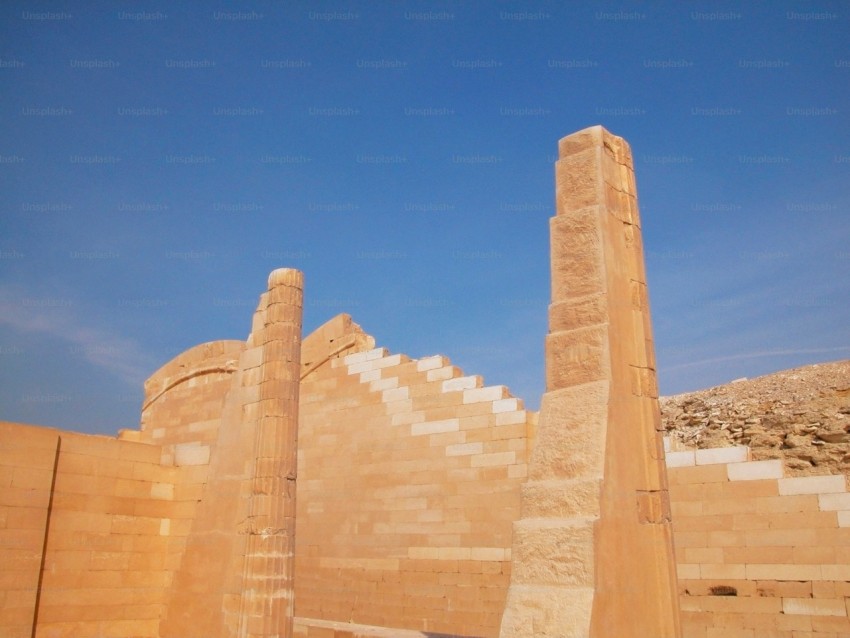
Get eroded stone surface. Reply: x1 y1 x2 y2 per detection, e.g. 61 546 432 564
501 125 681 638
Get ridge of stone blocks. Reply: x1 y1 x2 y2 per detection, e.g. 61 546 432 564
295 338 537 636
500 125 681 638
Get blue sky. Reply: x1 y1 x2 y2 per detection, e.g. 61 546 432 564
1 1 848 435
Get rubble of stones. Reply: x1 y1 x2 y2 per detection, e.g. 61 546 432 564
661 360 850 476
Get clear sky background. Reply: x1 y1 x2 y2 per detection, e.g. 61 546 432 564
1 1 848 435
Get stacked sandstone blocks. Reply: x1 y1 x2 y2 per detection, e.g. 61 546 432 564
666 441 850 637
500 125 681 637
295 345 535 637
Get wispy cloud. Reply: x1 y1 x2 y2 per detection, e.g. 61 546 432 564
664 346 850 372
0 284 156 386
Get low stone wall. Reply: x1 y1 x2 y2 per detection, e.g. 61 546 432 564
667 442 850 637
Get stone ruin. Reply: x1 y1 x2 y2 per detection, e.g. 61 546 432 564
4 126 850 638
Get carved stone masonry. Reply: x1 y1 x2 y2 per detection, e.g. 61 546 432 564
499 126 681 637
239 268 303 638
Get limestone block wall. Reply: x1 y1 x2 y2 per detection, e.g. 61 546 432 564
666 442 850 637
0 422 58 638
0 421 200 638
294 345 536 638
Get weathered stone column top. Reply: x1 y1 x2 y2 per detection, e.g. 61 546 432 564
268 267 304 290
557 124 631 158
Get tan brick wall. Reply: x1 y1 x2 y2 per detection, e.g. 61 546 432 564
6 305 850 638
0 422 58 638
294 346 535 637
666 441 850 637
0 421 203 638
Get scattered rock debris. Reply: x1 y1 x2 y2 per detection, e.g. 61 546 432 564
661 360 850 477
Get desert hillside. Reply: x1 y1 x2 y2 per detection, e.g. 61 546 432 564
660 359 850 476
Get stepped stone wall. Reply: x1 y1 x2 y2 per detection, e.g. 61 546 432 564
7 126 847 638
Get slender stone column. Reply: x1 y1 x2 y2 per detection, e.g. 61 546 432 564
499 127 680 637
239 268 303 638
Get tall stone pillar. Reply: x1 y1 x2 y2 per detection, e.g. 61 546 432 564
159 268 304 638
499 126 681 637
238 268 303 638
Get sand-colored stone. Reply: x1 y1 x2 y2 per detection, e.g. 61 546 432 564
501 125 681 638
11 127 849 638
